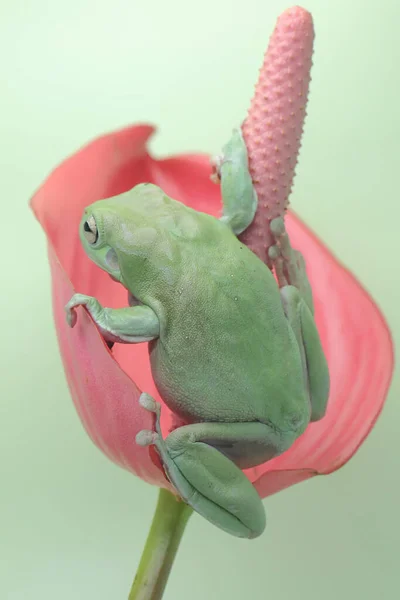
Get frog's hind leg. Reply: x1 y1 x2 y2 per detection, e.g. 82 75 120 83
269 217 314 314
136 393 286 539
279 286 330 422
268 218 330 422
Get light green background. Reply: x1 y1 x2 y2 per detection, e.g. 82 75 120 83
1 1 399 598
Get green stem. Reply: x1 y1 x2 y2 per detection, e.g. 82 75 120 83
128 488 192 600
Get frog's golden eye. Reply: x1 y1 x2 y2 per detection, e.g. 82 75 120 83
83 215 98 244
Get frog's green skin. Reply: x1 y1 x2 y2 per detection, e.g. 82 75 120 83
66 129 330 539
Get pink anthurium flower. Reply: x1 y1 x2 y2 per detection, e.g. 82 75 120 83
30 121 393 499
31 6 393 511
30 6 395 598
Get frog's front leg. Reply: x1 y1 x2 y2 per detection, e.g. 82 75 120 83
65 293 160 343
211 128 258 235
135 393 286 539
269 218 330 421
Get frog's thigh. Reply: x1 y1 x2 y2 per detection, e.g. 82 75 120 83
280 285 330 421
160 422 274 538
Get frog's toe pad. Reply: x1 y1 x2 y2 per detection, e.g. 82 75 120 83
65 307 77 328
139 393 159 414
270 217 285 237
268 244 281 261
136 430 159 447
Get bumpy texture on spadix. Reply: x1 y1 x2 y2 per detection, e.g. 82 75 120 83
240 6 314 266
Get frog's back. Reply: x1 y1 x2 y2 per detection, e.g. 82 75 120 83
147 209 306 427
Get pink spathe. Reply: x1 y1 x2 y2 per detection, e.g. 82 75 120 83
31 123 393 498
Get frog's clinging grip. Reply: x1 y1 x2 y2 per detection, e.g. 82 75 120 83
65 293 160 343
214 129 258 235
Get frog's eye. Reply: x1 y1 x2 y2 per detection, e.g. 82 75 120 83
83 215 98 244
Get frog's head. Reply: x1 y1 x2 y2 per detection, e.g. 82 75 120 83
79 183 172 292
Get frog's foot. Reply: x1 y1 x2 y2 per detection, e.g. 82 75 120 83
135 393 162 446
65 295 160 344
268 217 314 314
136 394 193 488
136 392 193 495
65 294 101 328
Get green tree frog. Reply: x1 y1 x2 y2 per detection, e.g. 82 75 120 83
65 129 330 539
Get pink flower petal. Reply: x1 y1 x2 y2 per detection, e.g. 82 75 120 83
32 125 171 487
49 247 168 486
31 124 393 499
